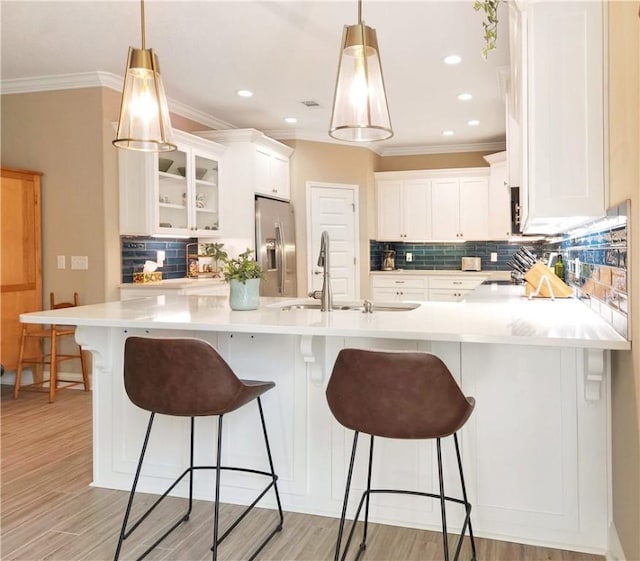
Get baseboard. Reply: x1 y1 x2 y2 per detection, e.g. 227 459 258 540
607 522 626 561
0 368 91 388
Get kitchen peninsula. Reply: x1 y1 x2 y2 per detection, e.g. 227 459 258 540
20 285 629 556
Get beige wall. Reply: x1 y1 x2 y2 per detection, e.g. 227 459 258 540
2 89 110 307
284 140 378 298
377 150 492 172
608 2 640 559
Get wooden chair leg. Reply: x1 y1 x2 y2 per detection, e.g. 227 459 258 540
13 327 27 399
79 347 90 391
49 330 57 403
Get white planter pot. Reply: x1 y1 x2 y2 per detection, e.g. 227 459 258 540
229 278 260 310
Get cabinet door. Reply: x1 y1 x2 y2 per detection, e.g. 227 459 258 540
371 286 401 302
398 287 426 301
459 177 489 240
402 180 430 241
376 180 403 240
488 161 511 240
155 146 191 235
430 178 460 240
270 154 290 200
255 148 271 197
192 150 220 234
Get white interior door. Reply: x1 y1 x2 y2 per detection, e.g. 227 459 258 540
307 183 359 300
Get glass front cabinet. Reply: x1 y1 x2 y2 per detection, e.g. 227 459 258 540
119 130 225 237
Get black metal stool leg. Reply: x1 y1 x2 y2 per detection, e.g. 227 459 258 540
453 433 476 561
212 414 224 561
335 431 359 561
185 416 195 522
436 438 450 561
257 396 284 528
359 435 374 555
114 413 156 561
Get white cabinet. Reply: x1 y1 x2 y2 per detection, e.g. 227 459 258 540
509 1 606 234
484 151 512 240
428 276 485 302
119 130 226 237
198 129 293 202
430 175 489 241
255 148 290 200
376 178 430 241
370 275 428 302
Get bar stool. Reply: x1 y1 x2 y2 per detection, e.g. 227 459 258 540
114 336 283 561
326 348 476 561
14 292 89 403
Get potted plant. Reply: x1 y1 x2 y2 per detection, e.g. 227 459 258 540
200 242 228 277
221 249 264 310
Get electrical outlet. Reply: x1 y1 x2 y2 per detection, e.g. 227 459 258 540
57 255 66 269
71 255 89 270
156 250 165 266
490 252 498 262
406 252 413 262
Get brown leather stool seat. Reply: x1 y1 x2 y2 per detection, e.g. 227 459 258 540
114 337 283 561
326 348 476 561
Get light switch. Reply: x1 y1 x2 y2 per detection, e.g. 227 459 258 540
490 252 498 262
57 255 66 269
406 252 413 262
71 256 89 270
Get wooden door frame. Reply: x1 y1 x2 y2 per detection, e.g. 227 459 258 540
305 181 360 299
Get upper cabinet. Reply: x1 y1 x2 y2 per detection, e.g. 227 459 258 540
509 1 607 234
376 178 430 241
431 175 489 241
119 130 226 237
197 129 293 201
375 168 492 242
484 151 512 240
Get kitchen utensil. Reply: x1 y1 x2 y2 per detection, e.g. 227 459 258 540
524 262 573 298
382 248 396 271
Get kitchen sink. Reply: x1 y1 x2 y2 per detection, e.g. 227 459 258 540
275 301 421 312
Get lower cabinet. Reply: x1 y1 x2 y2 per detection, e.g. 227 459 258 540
370 275 428 301
428 276 486 302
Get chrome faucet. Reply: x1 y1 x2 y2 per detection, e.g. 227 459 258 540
308 231 333 311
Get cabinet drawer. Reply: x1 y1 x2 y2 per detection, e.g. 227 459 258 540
429 277 484 290
371 276 426 289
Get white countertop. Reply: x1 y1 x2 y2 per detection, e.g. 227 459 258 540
119 277 225 289
21 285 630 350
370 269 511 280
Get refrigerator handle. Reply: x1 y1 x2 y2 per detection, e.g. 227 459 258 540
275 221 286 294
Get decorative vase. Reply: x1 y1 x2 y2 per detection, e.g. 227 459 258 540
229 278 260 310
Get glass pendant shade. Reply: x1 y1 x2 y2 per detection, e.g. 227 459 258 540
329 23 393 142
113 47 176 152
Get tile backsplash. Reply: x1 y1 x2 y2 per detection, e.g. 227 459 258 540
121 236 197 283
556 201 629 339
370 240 550 272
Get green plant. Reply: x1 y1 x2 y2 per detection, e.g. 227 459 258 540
221 249 265 284
473 0 501 59
200 242 227 262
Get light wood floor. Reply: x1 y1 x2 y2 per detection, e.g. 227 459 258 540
1 386 604 561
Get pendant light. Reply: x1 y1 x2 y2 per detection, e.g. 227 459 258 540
113 0 176 152
329 0 393 142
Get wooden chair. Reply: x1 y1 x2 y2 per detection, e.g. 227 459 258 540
13 292 89 403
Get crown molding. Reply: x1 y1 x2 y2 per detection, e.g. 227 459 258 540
0 71 122 94
378 140 506 157
0 71 236 131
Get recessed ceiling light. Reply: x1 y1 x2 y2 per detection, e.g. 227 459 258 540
467 119 480 126
442 130 455 136
284 117 297 124
236 89 253 98
443 55 462 65
457 93 473 101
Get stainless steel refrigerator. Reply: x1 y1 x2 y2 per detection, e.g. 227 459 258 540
255 196 297 297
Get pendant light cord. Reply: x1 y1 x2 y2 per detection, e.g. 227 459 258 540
140 0 146 49
357 0 362 24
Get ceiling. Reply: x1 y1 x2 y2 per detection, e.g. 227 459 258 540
1 0 510 155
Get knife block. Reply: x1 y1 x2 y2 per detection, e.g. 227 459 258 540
524 262 573 298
